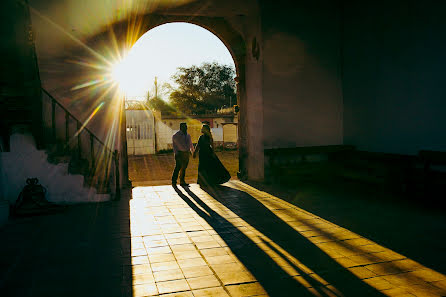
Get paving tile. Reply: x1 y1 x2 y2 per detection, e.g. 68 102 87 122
171 244 197 252
217 271 256 285
131 256 149 265
174 250 202 260
380 287 413 296
132 264 152 275
226 282 267 297
348 266 377 279
154 268 185 282
178 257 208 268
373 250 406 262
430 279 446 290
366 263 406 276
157 279 190 294
149 252 176 263
182 265 215 278
334 257 359 268
205 255 237 265
193 286 230 297
162 292 194 297
183 225 205 232
143 234 166 241
391 259 424 272
362 276 394 291
196 241 222 249
132 283 158 297
147 246 172 255
132 272 156 285
191 235 215 242
406 283 446 296
145 239 169 248
211 263 248 275
201 247 230 257
168 237 192 245
165 232 189 239
151 260 180 272
406 269 446 282
187 275 221 290
131 248 148 256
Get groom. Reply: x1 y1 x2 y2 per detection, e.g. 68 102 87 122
171 122 194 186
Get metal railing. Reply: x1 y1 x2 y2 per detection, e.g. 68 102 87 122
41 89 120 200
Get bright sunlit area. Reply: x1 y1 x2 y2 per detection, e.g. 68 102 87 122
113 22 235 99
120 22 240 187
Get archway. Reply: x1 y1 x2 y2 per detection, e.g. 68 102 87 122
116 22 243 186
31 5 260 187
105 16 248 186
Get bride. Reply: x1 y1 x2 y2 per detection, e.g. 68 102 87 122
193 124 231 186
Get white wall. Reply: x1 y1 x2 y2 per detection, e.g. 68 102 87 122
155 120 174 151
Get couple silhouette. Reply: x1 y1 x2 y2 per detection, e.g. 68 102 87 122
171 122 230 187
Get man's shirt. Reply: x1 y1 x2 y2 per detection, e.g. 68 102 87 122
172 130 193 154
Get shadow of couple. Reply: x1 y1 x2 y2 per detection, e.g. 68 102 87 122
173 184 385 297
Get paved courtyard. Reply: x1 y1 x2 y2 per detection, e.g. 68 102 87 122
1 181 445 297
128 151 239 186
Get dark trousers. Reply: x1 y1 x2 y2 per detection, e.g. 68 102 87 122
172 151 190 184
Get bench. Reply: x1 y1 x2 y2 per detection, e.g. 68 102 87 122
264 145 356 184
406 150 446 201
338 151 416 192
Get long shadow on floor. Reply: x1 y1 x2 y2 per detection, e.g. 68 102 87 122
175 186 385 297
0 197 132 297
247 179 446 275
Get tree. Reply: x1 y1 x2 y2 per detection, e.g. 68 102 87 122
147 96 175 115
169 62 236 115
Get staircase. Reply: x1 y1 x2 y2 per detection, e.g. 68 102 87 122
40 89 120 202
0 89 120 206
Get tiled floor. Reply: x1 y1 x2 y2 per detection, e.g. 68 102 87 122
1 181 445 296
128 151 239 187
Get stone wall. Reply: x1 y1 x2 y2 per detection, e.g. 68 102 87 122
260 0 344 149
342 1 446 155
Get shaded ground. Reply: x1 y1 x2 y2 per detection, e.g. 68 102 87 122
128 150 238 186
247 179 446 276
0 191 132 297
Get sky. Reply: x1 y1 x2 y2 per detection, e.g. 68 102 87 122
113 22 235 100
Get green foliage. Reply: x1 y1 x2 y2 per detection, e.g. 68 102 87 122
146 96 176 115
169 62 236 115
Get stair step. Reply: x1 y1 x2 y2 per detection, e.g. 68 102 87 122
68 157 89 175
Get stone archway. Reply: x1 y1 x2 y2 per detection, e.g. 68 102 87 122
33 1 264 183
110 14 249 182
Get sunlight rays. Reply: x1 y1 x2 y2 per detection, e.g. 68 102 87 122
29 5 113 67
28 1 148 156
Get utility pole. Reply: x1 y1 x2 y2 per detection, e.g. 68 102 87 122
154 76 158 99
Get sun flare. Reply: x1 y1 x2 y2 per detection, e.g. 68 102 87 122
111 52 153 98
111 60 132 95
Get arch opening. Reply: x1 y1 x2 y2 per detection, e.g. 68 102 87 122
119 22 242 187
